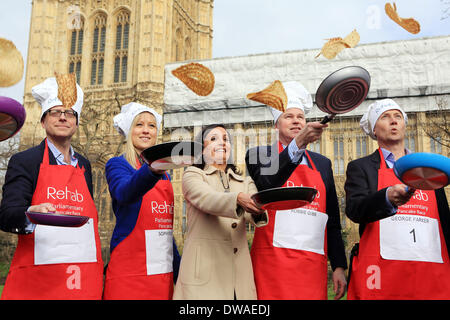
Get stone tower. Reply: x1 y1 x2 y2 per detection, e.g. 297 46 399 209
22 0 213 143
18 0 214 260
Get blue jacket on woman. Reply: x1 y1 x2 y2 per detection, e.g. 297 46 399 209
105 155 180 281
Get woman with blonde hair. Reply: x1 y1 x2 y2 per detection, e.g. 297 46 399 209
103 102 180 300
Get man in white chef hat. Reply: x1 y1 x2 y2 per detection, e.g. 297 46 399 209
346 98 413 222
246 81 348 300
1 73 89 223
0 73 105 300
344 98 450 300
34 73 84 166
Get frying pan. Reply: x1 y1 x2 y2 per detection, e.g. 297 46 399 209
25 211 89 227
393 153 450 190
315 66 371 124
251 186 317 211
0 96 26 141
140 141 203 171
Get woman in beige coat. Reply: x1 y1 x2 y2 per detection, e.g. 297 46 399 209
173 124 268 300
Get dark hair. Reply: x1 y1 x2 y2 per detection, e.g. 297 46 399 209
193 124 241 175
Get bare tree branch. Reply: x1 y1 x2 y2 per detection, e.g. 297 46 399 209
423 97 450 150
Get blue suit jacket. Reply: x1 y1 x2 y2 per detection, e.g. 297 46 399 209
0 139 93 234
245 143 348 271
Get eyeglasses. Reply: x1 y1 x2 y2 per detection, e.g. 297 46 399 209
46 109 78 119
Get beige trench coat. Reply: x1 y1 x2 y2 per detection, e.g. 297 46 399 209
173 165 268 300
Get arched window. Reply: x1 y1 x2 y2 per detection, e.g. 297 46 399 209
91 13 107 85
333 136 345 175
430 136 442 154
68 17 84 84
355 135 368 158
175 29 182 61
114 10 130 83
184 37 192 60
405 133 416 152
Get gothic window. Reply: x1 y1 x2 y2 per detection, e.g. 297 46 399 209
68 18 84 84
405 133 416 152
114 10 130 83
175 28 182 61
308 139 321 153
91 14 107 85
430 136 442 154
184 37 192 60
340 198 347 228
333 136 345 175
355 135 368 158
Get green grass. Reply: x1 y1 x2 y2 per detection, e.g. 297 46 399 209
0 262 8 277
0 262 9 298
327 283 347 300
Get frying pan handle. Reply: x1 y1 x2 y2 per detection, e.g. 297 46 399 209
320 114 336 124
405 186 416 194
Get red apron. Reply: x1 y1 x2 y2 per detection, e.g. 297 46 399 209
1 139 104 300
348 148 450 300
103 162 174 300
251 144 328 300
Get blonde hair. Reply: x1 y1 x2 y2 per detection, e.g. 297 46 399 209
123 112 157 169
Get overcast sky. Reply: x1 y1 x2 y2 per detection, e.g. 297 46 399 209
0 0 449 104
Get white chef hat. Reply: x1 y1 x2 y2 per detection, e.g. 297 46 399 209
360 98 408 140
270 81 313 124
113 102 162 137
31 77 83 120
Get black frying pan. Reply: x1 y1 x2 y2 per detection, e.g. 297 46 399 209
315 66 371 124
140 141 203 171
251 186 317 211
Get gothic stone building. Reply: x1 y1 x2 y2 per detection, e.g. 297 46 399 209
0 1 448 265
0 0 213 263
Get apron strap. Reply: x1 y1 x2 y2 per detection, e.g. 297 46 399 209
135 155 142 169
43 138 50 165
277 141 284 153
304 150 317 171
377 148 388 170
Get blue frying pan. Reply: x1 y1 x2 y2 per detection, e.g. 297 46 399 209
394 153 450 190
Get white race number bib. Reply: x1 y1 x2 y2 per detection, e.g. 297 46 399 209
145 229 173 275
379 214 443 263
273 208 328 255
34 218 97 265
